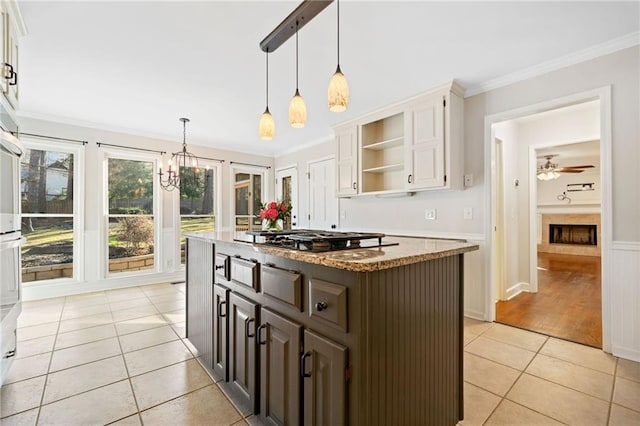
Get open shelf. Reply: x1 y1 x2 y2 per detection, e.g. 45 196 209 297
362 136 404 151
362 163 404 173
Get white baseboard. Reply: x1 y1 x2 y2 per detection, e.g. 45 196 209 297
464 309 488 322
505 282 529 300
22 271 185 301
612 345 640 363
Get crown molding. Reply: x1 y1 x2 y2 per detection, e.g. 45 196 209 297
466 31 640 98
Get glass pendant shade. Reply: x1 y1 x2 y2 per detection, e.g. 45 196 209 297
259 107 275 140
328 65 349 112
289 89 307 128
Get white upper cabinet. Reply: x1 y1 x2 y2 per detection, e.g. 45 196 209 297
335 125 358 197
0 1 25 112
333 80 465 197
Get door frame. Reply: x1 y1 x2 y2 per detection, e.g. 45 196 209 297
275 164 298 229
228 164 270 232
485 86 612 352
306 155 338 230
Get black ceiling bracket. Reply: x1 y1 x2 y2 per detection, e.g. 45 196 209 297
259 0 334 53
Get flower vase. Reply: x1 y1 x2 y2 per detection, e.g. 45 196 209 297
262 218 284 231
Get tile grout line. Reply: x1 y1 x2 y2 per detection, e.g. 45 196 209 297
606 357 619 425
480 334 553 425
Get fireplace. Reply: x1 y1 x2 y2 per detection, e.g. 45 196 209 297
549 224 597 246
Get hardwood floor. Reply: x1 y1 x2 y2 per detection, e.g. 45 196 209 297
496 252 602 348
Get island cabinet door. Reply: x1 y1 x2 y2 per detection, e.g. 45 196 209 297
213 284 230 381
302 329 347 426
258 308 302 426
185 238 214 370
228 292 259 414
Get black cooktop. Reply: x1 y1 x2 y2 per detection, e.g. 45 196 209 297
245 229 395 253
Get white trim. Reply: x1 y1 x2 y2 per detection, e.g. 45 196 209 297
227 164 269 232
22 272 185 301
464 309 486 321
485 86 613 353
6 0 27 37
466 31 640 97
611 345 640 363
612 241 640 252
505 282 528 301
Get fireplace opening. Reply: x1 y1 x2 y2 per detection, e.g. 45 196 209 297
549 224 597 246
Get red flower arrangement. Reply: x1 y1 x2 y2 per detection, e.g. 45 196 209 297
259 200 292 230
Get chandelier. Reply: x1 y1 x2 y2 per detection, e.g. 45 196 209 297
158 117 208 192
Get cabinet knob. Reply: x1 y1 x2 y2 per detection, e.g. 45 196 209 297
352 182 356 190
315 302 328 312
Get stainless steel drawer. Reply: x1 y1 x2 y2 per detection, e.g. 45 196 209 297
261 264 302 311
215 253 230 281
309 279 348 332
231 256 259 292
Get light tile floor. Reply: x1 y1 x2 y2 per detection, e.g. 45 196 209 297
1 283 638 425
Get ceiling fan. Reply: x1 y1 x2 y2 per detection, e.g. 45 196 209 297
536 155 594 181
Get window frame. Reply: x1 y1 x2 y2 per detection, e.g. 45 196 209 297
229 164 269 232
102 148 162 279
177 161 221 268
20 139 85 285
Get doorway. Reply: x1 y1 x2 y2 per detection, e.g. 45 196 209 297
230 166 266 231
307 157 338 230
489 95 609 349
276 166 298 229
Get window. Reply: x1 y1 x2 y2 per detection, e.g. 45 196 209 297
232 169 265 231
20 143 82 283
179 165 217 264
106 156 157 275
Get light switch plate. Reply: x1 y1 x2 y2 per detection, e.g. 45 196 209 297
464 174 474 187
425 209 437 220
463 207 473 220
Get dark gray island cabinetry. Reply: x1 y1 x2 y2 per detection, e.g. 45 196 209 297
185 233 478 426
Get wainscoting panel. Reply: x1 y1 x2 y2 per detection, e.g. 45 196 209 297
611 241 640 361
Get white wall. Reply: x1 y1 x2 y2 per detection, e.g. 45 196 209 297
276 45 640 360
19 117 274 299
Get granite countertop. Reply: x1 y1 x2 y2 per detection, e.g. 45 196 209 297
186 231 479 272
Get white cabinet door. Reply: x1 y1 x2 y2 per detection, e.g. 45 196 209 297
308 158 337 230
0 8 7 97
405 96 445 189
335 126 358 197
5 19 17 108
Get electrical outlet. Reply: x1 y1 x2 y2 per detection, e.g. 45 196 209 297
425 209 436 220
464 174 474 187
463 207 473 220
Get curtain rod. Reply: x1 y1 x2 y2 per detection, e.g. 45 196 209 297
15 132 88 145
189 155 224 163
96 142 166 155
230 161 271 170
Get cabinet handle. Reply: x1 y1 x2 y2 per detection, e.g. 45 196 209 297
215 265 225 270
352 182 357 190
301 351 312 378
408 174 413 184
10 70 17 86
3 63 14 81
218 301 226 317
4 349 16 359
256 324 267 345
245 318 255 338
315 302 328 312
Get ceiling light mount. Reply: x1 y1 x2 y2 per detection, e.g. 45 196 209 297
259 0 333 53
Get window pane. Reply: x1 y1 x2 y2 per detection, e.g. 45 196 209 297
180 216 215 264
108 158 153 214
179 167 214 215
21 149 74 214
108 216 154 273
22 217 73 282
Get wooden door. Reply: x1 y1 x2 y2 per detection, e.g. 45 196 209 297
335 127 358 196
302 329 347 426
405 95 444 189
213 284 230 381
259 308 302 426
185 238 214 370
308 158 337 230
228 292 259 414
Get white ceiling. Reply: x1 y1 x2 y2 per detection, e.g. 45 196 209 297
17 1 639 156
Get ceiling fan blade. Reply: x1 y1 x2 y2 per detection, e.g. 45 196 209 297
560 165 594 169
557 169 584 173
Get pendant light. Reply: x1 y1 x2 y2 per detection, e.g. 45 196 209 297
328 0 349 112
289 21 307 128
259 50 275 140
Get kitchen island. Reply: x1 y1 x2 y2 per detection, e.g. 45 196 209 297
185 232 478 426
